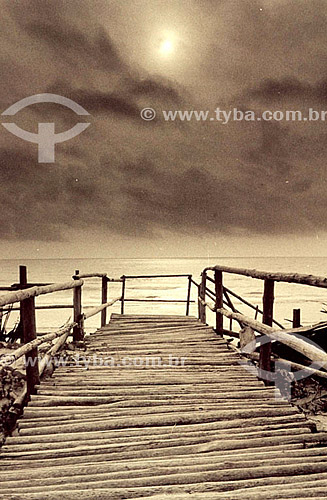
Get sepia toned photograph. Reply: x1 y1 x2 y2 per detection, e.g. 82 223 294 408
1 1 327 498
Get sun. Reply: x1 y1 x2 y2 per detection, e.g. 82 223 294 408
159 38 174 56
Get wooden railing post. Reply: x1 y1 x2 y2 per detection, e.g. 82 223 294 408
215 270 224 336
197 284 201 320
199 272 207 324
22 296 40 397
121 276 126 315
186 275 192 316
73 270 84 342
101 276 108 327
293 308 301 328
259 278 275 373
19 266 40 396
19 265 28 343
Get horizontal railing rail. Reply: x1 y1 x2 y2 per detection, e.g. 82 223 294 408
123 299 195 303
121 274 192 279
0 280 84 308
1 305 74 311
9 282 53 289
205 265 327 289
76 273 108 279
83 297 121 320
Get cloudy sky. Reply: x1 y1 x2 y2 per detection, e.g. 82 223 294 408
1 0 327 258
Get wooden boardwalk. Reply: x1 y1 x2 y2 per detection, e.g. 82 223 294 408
1 314 327 499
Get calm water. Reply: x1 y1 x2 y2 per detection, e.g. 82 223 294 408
0 257 326 332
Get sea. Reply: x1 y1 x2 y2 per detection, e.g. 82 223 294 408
0 257 327 334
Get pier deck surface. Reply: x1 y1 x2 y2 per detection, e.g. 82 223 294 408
1 314 327 499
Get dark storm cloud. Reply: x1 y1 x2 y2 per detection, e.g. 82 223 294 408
1 0 327 242
247 79 311 101
245 77 327 104
25 22 124 73
46 84 142 119
130 79 183 104
0 143 317 242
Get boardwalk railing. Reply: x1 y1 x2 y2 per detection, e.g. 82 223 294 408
0 268 195 402
195 265 327 377
0 267 121 400
2 263 327 405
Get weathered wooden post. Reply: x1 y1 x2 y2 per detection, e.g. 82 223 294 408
0 307 3 335
186 275 192 316
259 278 275 373
101 276 108 327
19 265 28 343
19 265 40 396
199 272 207 324
121 276 126 315
293 308 301 328
73 270 83 342
215 270 224 336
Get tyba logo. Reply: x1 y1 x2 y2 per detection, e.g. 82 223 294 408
1 94 91 163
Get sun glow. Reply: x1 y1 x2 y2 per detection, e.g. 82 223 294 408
159 38 174 56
